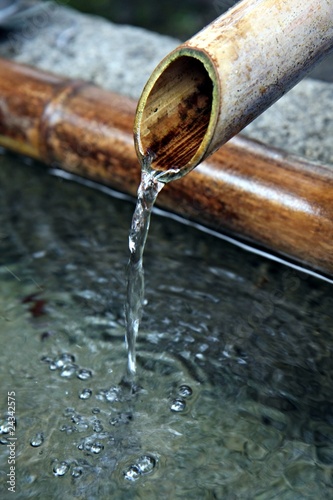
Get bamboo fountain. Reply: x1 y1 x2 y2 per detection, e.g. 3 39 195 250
0 0 333 276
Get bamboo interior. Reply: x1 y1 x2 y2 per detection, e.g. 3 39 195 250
137 56 213 171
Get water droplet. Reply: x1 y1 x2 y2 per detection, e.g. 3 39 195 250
54 353 75 369
178 385 193 398
124 465 140 481
30 432 44 447
137 454 156 474
79 389 92 400
170 398 186 412
49 362 57 371
77 369 92 381
71 466 83 478
53 461 69 476
60 363 77 378
92 407 100 414
0 437 9 445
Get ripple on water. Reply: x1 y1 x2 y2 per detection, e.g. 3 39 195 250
1 155 333 499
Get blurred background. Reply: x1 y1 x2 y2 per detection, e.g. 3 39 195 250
60 0 237 39
0 1 331 79
60 0 332 78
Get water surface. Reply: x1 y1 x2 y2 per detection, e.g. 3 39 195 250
1 153 333 499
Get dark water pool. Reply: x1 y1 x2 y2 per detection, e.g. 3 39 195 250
1 152 333 499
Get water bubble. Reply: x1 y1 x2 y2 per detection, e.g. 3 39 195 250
92 420 103 433
96 390 106 401
59 425 77 434
63 407 76 417
30 432 44 447
69 414 89 432
0 419 10 435
79 389 92 400
90 442 104 454
40 355 53 364
105 386 121 403
78 438 104 454
71 466 83 478
77 369 92 381
178 385 193 398
170 398 186 412
109 412 132 426
136 454 156 474
71 414 82 424
76 421 89 433
124 465 141 482
60 363 77 378
53 461 70 477
0 414 15 435
54 353 75 369
124 455 157 481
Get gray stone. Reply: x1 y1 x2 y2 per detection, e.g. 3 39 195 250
0 2 332 166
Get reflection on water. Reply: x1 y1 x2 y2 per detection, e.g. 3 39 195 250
0 153 333 499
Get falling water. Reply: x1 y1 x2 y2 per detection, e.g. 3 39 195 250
125 156 166 375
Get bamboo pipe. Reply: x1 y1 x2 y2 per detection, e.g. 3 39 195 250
134 0 333 180
0 58 332 276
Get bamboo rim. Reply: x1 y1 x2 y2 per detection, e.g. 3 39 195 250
134 47 220 182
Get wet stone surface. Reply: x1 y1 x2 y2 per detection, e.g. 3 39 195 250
0 154 333 498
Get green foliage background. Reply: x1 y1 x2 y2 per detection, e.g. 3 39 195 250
60 0 236 39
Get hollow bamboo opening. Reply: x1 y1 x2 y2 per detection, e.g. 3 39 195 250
135 54 214 173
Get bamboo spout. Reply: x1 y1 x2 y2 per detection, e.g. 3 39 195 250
134 0 333 180
0 58 333 277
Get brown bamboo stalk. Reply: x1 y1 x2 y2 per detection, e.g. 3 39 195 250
0 58 332 276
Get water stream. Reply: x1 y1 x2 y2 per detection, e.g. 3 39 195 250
125 155 180 375
125 161 164 375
